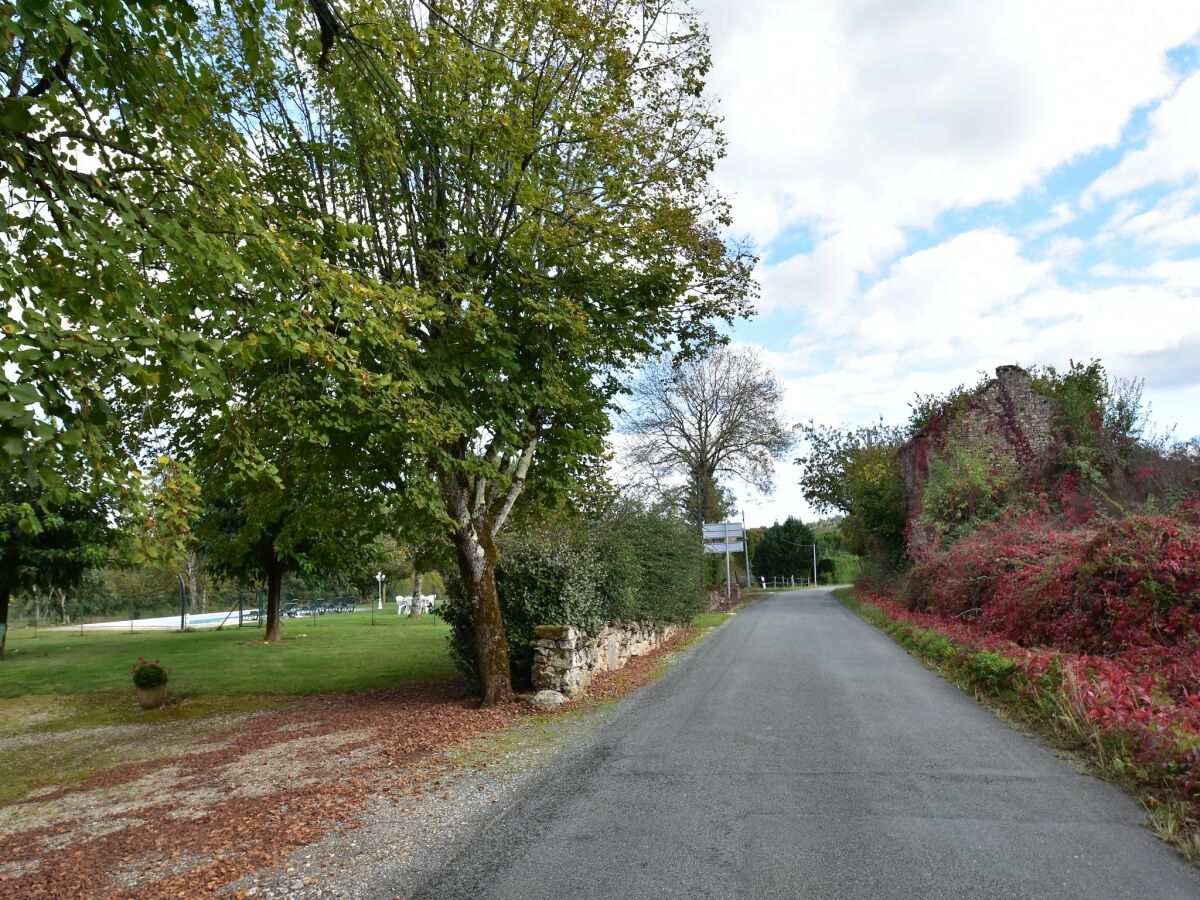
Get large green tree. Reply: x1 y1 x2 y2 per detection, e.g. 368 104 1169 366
308 0 756 703
751 517 817 582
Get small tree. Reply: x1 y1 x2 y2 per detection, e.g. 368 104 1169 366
623 346 794 526
194 458 388 643
796 422 908 565
131 457 212 613
0 474 112 657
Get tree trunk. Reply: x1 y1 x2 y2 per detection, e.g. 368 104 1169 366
408 571 423 618
59 587 68 625
451 521 512 705
0 585 9 659
264 554 284 643
185 554 202 614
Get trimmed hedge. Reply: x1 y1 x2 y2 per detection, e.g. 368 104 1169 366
438 503 704 690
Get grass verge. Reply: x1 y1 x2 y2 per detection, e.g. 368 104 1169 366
834 587 1200 867
690 611 733 629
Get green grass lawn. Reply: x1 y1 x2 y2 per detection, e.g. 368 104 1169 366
0 610 458 803
0 608 457 699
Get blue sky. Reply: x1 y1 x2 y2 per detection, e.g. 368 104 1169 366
689 0 1200 526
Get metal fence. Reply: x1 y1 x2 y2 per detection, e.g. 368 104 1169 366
757 576 812 589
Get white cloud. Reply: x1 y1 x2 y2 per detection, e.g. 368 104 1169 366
780 229 1050 368
1088 71 1200 201
1147 257 1200 290
1025 202 1078 238
702 0 1198 250
1111 185 1200 247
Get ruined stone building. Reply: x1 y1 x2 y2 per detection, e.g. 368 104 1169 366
898 365 1058 548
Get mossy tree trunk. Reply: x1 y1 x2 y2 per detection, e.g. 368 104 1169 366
451 519 512 706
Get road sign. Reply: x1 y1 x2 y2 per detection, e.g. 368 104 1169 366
705 541 744 553
702 522 743 540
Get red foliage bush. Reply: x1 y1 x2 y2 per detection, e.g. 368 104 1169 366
903 513 1086 620
1067 516 1200 653
904 511 1200 656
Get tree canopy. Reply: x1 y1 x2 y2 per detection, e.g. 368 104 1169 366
795 421 908 564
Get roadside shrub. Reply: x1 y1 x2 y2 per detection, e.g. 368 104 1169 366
902 513 1084 620
916 630 956 664
439 531 608 691
904 511 1200 657
439 504 705 691
602 506 705 623
965 650 1015 693
1064 515 1200 654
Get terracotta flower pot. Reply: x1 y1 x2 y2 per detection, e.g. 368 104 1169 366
136 684 168 710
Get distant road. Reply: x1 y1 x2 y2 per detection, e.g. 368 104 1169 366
403 587 1200 899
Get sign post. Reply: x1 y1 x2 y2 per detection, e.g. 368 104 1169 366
703 521 746 604
724 521 732 604
742 512 751 588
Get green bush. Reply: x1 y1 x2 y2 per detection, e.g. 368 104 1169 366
438 503 705 691
912 628 956 663
920 438 1013 543
965 650 1015 693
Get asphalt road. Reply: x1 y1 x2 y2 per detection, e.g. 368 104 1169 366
403 588 1200 899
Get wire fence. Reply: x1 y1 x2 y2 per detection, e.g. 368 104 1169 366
5 586 375 633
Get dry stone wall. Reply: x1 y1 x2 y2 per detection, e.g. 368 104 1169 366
531 622 676 699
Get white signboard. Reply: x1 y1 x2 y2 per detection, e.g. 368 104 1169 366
705 540 745 553
702 522 744 540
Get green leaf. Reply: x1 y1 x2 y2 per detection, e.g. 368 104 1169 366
6 383 39 405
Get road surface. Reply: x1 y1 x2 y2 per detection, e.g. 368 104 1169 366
403 587 1200 899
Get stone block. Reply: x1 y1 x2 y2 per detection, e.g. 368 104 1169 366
529 689 565 710
534 625 575 640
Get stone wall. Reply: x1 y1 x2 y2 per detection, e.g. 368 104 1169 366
898 365 1058 550
530 622 676 700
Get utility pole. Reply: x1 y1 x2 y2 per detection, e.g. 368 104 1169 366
794 544 820 587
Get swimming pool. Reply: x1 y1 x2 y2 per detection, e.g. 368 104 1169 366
184 610 257 625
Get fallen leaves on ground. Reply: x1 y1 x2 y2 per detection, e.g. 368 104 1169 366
0 628 697 898
0 682 524 899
